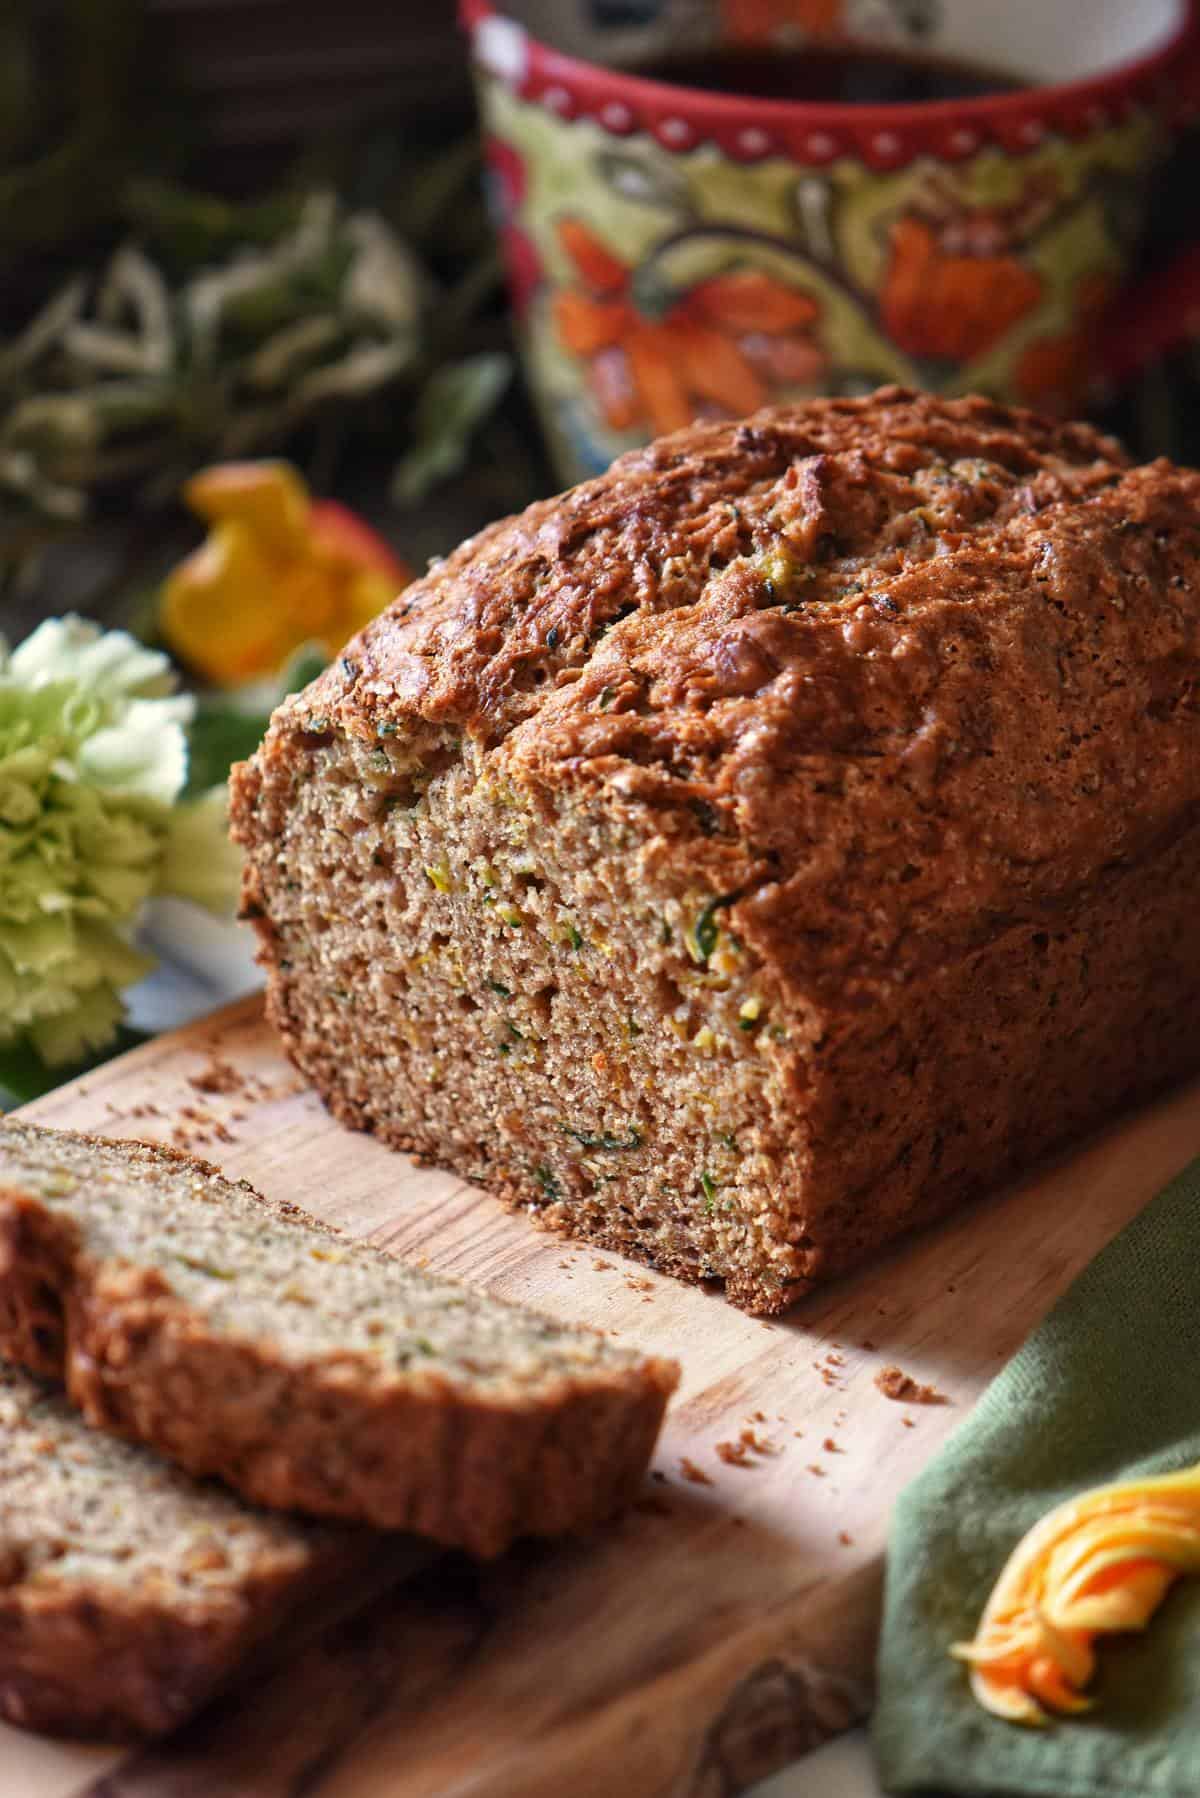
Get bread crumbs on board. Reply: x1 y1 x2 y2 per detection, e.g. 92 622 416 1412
187 1060 245 1096
875 1365 949 1405
679 1457 714 1486
715 1439 755 1469
739 1427 778 1456
812 1348 846 1389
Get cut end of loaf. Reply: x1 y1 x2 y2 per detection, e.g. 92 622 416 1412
235 716 813 1314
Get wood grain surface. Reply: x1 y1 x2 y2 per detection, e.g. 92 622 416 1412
6 995 1200 1798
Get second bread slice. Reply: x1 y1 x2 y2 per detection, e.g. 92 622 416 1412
0 1359 365 1740
0 1120 678 1557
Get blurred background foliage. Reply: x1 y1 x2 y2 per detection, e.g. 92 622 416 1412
0 0 553 634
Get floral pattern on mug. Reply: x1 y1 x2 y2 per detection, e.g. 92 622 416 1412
476 68 1164 482
553 218 826 434
878 172 1060 364
1014 269 1117 410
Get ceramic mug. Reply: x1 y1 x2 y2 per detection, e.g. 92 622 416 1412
462 0 1200 484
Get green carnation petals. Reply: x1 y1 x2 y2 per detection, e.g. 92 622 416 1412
0 616 238 1067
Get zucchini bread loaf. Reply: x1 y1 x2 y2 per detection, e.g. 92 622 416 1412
0 1359 357 1739
231 388 1200 1315
0 1120 676 1554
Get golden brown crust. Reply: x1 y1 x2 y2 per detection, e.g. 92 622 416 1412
231 388 1200 1308
0 1125 677 1554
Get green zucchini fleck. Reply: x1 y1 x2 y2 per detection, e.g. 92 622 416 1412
175 1254 234 1281
486 978 512 997
560 1124 643 1151
700 1171 718 1212
565 922 584 951
686 893 739 965
534 1164 561 1200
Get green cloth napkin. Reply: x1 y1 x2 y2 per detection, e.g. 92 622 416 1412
873 1155 1200 1797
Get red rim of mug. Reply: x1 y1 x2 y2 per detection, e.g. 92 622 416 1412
460 0 1200 165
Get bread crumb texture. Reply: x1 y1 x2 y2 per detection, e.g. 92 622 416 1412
230 388 1200 1313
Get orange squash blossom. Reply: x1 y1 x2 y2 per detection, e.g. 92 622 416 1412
953 1466 1200 1725
160 461 410 686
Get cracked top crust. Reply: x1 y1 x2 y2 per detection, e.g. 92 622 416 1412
267 388 1200 1005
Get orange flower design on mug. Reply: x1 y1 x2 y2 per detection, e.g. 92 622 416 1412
722 0 847 38
552 218 828 437
1015 271 1117 412
880 173 1058 366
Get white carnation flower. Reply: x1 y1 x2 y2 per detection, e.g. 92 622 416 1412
0 616 238 1065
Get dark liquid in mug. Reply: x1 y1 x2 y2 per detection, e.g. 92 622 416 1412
633 44 1027 106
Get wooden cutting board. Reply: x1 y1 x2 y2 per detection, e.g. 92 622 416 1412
7 995 1200 1798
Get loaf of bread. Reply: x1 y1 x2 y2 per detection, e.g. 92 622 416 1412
0 1358 357 1740
231 388 1200 1315
0 1120 677 1553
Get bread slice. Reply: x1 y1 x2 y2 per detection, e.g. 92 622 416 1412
0 1358 361 1740
0 1120 677 1557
